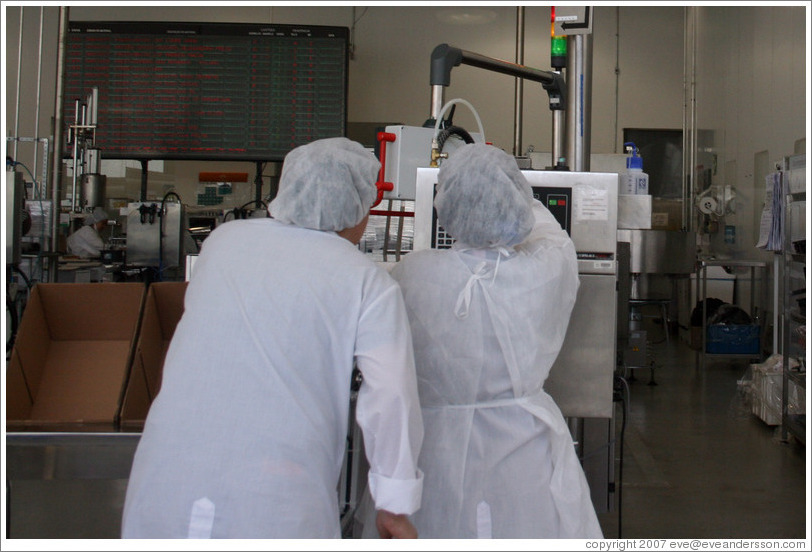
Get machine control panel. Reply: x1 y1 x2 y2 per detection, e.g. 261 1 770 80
532 186 571 236
414 168 618 276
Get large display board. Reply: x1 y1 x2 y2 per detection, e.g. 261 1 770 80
64 22 349 161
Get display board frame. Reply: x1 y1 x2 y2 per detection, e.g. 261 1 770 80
64 21 349 162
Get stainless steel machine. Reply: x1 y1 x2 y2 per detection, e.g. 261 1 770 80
616 228 697 380
67 86 107 214
125 201 185 269
414 167 619 511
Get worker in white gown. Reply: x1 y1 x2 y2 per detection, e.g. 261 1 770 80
363 143 602 538
121 138 424 539
66 206 108 258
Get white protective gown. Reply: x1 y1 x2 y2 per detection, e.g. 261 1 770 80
122 218 423 538
66 224 104 258
387 201 602 539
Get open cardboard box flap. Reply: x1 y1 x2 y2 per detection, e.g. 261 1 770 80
120 281 188 430
6 283 146 431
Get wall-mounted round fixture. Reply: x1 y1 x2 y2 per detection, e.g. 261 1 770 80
698 196 718 215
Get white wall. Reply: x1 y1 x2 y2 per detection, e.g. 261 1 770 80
694 5 807 260
4 6 60 181
5 5 685 204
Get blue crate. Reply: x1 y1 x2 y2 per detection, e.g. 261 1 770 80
706 324 760 354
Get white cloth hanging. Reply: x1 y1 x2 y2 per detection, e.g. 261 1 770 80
66 224 104 258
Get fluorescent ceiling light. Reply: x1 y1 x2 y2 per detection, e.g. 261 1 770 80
436 8 498 26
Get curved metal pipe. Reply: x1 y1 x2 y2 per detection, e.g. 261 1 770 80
428 43 566 148
431 44 560 88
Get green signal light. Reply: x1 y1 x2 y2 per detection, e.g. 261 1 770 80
551 36 567 57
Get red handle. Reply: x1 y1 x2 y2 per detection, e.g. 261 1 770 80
373 131 396 208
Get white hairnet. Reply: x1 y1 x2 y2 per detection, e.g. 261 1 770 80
85 206 109 226
435 144 534 248
268 137 380 231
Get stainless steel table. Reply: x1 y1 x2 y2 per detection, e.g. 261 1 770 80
695 259 769 370
6 426 363 538
5 432 140 538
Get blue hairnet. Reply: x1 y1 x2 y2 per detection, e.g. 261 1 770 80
85 206 109 226
435 144 534 248
269 137 380 231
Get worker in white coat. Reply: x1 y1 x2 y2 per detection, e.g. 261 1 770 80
66 206 108 258
375 143 602 538
121 137 424 539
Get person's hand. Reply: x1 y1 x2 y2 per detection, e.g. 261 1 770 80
376 509 418 539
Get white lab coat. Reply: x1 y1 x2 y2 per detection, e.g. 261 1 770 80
382 200 602 539
121 218 423 538
66 224 104 258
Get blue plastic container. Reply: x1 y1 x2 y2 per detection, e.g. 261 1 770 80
706 324 761 354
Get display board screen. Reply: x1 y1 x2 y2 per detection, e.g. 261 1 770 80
64 21 349 161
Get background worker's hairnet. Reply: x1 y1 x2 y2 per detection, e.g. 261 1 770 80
269 137 381 232
84 206 109 226
435 143 535 248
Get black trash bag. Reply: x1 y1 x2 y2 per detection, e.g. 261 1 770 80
690 298 726 326
708 303 753 325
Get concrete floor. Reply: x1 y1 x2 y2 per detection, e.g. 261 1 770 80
597 335 808 539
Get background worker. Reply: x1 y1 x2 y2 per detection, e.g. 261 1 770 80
66 206 108 258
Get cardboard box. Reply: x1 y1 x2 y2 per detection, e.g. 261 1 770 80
6 283 146 431
119 281 187 430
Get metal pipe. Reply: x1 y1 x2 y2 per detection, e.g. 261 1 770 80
34 7 45 189
40 139 50 200
89 86 98 127
255 161 263 204
683 7 689 230
566 33 593 172
50 7 69 262
513 6 525 157
681 7 688 233
430 84 445 121
687 7 698 233
430 44 561 88
71 98 80 212
773 256 780 354
13 7 24 161
140 159 149 201
457 49 558 86
613 7 620 154
552 108 565 167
